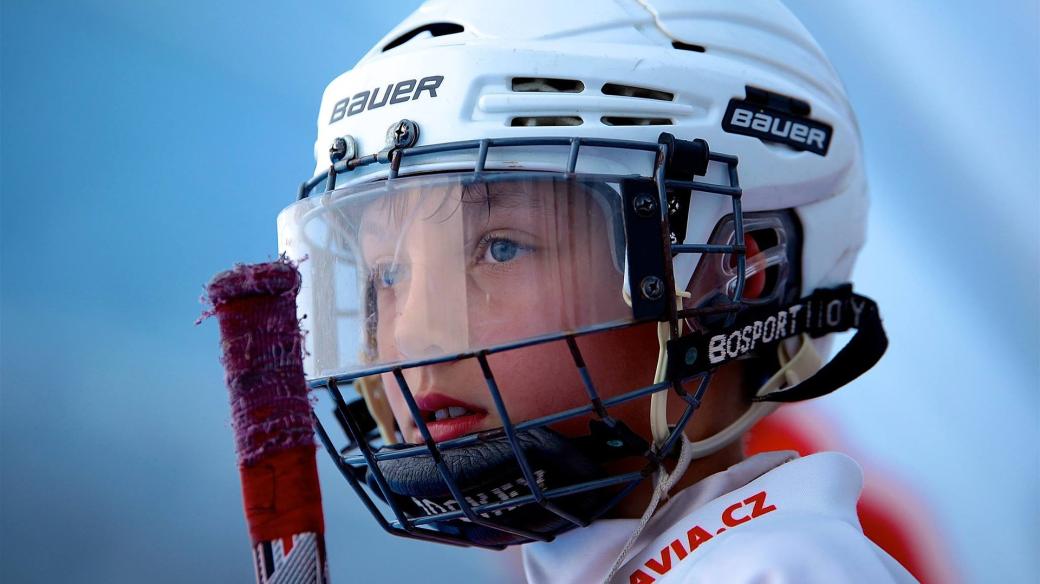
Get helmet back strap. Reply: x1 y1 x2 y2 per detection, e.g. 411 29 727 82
666 284 888 404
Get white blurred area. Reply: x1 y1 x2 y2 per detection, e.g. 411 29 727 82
783 1 1039 582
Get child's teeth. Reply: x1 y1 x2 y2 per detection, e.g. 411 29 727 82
433 406 469 420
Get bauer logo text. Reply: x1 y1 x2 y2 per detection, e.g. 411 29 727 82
722 98 832 156
329 75 444 124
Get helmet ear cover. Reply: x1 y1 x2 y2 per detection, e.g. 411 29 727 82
687 211 801 330
737 234 766 300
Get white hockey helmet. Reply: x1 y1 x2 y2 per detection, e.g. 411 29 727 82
276 0 884 548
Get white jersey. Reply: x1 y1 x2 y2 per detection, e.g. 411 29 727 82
522 451 918 584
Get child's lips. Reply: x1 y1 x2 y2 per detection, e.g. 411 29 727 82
420 412 490 442
411 391 489 442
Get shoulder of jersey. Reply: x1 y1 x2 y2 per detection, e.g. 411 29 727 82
619 452 917 584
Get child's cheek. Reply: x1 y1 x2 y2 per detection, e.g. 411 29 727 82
488 343 587 423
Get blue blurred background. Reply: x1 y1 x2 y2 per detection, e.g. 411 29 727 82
1 1 1036 582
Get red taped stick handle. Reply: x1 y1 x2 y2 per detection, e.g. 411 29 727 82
204 259 329 583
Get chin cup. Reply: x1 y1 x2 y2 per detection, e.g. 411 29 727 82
366 425 648 547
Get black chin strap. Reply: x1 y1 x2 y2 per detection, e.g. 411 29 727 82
666 284 887 403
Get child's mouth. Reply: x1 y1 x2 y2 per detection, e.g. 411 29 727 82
413 392 489 442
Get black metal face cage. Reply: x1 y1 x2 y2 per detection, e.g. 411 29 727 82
296 131 751 549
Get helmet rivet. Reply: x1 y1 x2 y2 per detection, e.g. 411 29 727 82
632 194 658 218
640 276 664 300
684 347 698 365
386 119 420 149
329 135 357 163
606 439 624 448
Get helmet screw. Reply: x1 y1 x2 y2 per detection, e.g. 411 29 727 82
329 135 357 163
386 119 420 149
640 276 665 300
684 347 698 365
632 194 658 218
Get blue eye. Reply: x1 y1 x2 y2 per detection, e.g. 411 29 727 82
488 239 520 263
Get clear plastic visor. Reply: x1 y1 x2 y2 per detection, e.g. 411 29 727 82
278 173 633 379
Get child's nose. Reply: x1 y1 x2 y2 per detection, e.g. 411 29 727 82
392 261 470 360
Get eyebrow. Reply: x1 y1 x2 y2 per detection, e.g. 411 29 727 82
462 180 553 210
360 180 561 236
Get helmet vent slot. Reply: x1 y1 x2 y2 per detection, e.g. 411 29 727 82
511 78 585 93
382 22 465 52
601 83 674 102
601 116 672 126
671 40 706 53
510 116 583 127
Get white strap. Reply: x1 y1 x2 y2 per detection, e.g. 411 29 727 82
603 435 695 583
685 333 822 459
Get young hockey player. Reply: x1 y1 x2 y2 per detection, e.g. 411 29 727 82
276 1 919 581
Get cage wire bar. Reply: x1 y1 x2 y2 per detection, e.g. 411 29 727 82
298 135 747 548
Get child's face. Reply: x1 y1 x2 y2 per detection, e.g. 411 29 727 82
357 177 658 443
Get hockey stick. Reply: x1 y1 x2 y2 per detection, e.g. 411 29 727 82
203 258 328 583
